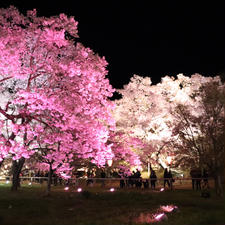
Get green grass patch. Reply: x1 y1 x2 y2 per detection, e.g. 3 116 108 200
0 185 224 225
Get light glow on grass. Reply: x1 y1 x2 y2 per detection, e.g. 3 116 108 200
160 205 178 212
77 187 82 192
160 187 164 192
109 188 115 192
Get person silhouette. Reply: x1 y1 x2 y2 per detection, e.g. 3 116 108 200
163 168 170 188
150 169 157 189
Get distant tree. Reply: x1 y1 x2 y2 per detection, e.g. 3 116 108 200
113 75 178 168
114 73 224 176
171 78 224 196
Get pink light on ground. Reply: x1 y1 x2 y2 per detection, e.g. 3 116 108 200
109 188 115 192
160 187 164 192
77 188 82 192
160 205 177 212
154 213 166 221
64 187 69 191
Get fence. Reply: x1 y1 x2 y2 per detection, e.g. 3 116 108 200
0 176 214 190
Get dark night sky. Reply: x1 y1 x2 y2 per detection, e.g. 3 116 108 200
1 1 225 89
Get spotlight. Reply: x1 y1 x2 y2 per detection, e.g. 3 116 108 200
77 187 82 192
154 213 168 221
160 188 164 192
64 186 69 191
109 188 115 192
28 182 32 186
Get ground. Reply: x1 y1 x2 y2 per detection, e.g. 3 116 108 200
0 183 224 225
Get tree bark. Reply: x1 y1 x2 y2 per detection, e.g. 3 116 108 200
0 159 4 168
11 158 25 191
214 174 223 197
46 164 53 196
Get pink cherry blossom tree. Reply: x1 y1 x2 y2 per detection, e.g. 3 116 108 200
0 6 115 191
108 131 144 169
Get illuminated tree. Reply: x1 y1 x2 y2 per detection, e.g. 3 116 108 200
0 6 114 191
108 131 144 168
171 78 224 196
114 74 224 174
113 75 175 168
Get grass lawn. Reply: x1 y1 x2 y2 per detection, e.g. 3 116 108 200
0 184 224 225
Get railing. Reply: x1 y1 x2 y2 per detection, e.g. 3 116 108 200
0 176 213 190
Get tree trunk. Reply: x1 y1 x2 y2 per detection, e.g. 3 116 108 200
11 158 25 191
46 164 53 196
214 174 223 197
0 159 4 168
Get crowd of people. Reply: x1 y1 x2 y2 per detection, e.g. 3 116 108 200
190 168 209 190
31 166 209 191
93 166 209 191
86 166 175 190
